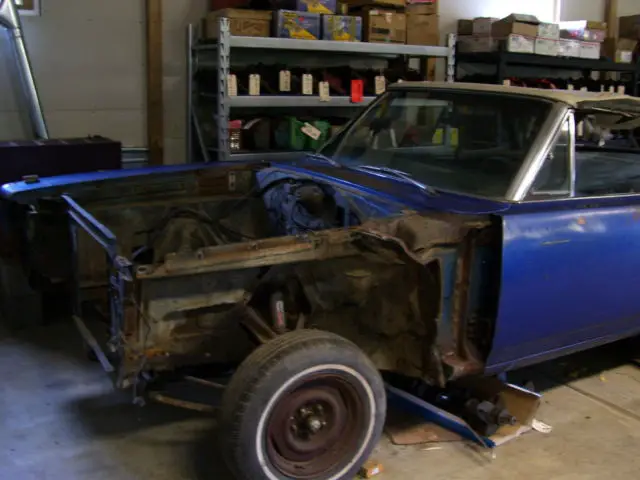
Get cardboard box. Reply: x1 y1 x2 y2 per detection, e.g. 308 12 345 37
619 15 640 40
560 20 606 42
473 17 498 35
275 10 321 39
558 38 581 57
457 34 533 54
407 14 438 45
535 37 558 56
602 38 637 63
503 34 534 53
457 35 495 53
296 0 337 14
492 14 539 38
406 0 437 15
360 8 406 43
322 14 362 41
457 19 473 35
580 41 601 59
204 9 272 38
538 22 559 39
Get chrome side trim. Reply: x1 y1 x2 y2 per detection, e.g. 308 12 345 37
507 104 570 202
567 111 576 197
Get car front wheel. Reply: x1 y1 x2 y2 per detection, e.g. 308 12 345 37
218 329 386 480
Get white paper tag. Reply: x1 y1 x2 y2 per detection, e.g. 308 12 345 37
609 85 615 93
397 79 404 83
302 74 313 95
532 419 553 434
249 74 260 96
600 84 605 92
617 85 626 94
301 122 322 140
227 74 238 96
577 121 584 137
319 81 330 101
502 79 511 86
567 84 574 90
374 75 386 95
279 70 291 92
580 86 588 92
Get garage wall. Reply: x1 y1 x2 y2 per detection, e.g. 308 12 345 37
561 0 639 21
0 0 207 165
0 0 146 146
162 0 206 164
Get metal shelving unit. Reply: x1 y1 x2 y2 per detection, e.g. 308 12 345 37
201 93 377 108
187 18 457 162
455 50 640 95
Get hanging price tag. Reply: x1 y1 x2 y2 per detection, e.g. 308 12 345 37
502 79 511 86
301 122 322 140
577 121 584 137
302 74 313 95
279 70 291 92
580 86 588 92
319 81 330 101
617 85 626 94
609 85 615 93
227 74 238 96
249 74 260 96
351 79 364 103
600 84 605 92
374 75 386 95
567 84 574 90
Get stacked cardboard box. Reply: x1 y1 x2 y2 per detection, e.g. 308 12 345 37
457 14 560 56
559 20 607 59
343 0 439 46
602 15 640 64
203 0 364 41
406 0 439 46
343 0 407 44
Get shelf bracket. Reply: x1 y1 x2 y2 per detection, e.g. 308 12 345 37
446 33 457 83
216 16 231 163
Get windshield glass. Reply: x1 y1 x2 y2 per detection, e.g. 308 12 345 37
321 89 552 198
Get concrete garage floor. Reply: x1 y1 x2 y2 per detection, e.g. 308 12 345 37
2 323 640 480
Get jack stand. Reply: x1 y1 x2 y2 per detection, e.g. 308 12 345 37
385 376 541 449
386 384 494 448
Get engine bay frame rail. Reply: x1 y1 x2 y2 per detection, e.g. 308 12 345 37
63 194 118 258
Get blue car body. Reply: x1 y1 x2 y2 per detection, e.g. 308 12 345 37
3 82 640 384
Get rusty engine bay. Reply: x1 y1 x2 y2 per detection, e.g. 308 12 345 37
65 164 500 391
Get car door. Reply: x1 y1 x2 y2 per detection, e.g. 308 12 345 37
486 113 640 371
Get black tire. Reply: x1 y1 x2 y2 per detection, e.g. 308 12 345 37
218 329 386 480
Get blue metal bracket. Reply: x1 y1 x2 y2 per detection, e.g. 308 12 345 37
385 384 495 449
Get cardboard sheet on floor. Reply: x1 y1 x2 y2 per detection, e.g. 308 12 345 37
385 377 541 448
386 408 463 445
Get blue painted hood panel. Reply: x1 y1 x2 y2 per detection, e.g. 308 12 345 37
0 159 510 216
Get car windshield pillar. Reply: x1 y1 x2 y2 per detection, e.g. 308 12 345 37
522 109 576 201
505 103 571 202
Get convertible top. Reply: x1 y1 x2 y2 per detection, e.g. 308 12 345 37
390 82 640 117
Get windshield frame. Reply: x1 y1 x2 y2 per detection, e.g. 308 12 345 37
319 86 570 202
